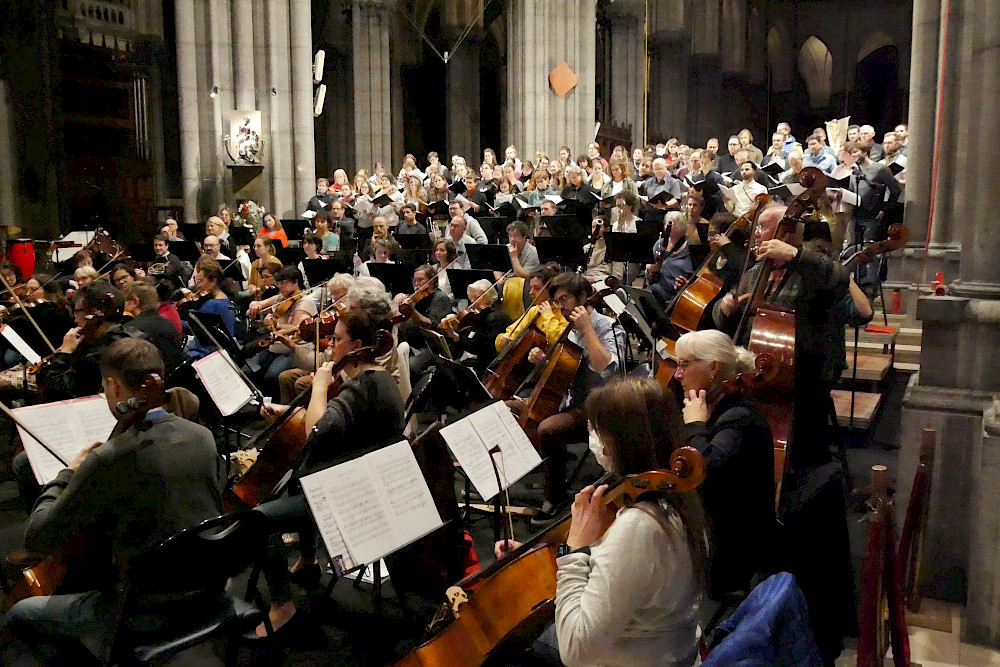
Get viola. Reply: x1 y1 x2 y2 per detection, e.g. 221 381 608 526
394 449 707 667
225 329 394 511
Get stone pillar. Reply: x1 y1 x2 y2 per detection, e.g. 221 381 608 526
646 32 689 143
506 0 595 159
233 0 255 111
267 0 294 218
895 0 1000 640
606 2 645 150
174 0 201 224
353 0 393 170
290 0 316 212
208 0 234 208
446 33 481 166
0 79 17 231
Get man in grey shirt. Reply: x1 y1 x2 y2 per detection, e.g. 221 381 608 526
448 200 488 244
395 204 427 236
507 220 540 278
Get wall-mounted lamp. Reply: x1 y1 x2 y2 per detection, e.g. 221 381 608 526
271 87 277 96
209 86 219 98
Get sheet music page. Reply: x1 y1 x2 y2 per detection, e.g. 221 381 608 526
369 441 443 549
440 416 498 500
192 350 254 416
299 472 356 572
14 395 117 485
0 325 41 364
441 402 542 501
308 456 395 566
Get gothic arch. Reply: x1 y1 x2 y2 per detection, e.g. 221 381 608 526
767 24 793 91
857 31 894 64
797 36 833 108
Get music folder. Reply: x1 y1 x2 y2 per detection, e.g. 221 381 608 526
761 161 785 178
448 181 468 196
888 161 906 176
424 200 450 219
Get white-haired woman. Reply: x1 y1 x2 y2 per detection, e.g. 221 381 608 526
439 278 512 375
673 329 776 598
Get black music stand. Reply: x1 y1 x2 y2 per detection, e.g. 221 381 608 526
535 236 585 269
281 219 309 241
366 263 413 295
181 223 204 243
127 243 158 264
447 269 496 304
279 246 304 267
465 244 512 271
320 253 353 277
605 232 655 265
396 234 432 250
395 248 430 269
221 258 246 286
228 226 254 247
300 258 338 288
545 214 589 240
476 216 511 244
168 240 201 265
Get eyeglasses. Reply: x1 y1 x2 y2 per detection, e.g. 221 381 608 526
675 358 705 370
554 294 574 305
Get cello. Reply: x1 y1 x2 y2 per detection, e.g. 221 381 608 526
515 277 620 446
224 329 394 511
668 193 771 333
394 448 706 667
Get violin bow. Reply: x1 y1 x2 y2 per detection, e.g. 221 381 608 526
0 271 56 354
0 399 70 467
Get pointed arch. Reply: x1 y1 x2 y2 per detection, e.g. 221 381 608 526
797 36 833 108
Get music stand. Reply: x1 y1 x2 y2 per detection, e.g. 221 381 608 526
465 244 512 271
281 219 309 241
127 243 158 264
545 214 589 240
322 253 354 277
396 234 432 250
279 246 305 267
181 223 204 243
188 311 242 360
419 329 453 360
300 258 338 288
476 216 510 244
535 236 585 268
395 248 431 269
367 263 413 295
605 232 655 265
167 240 202 264
447 269 496 303
228 226 254 247
221 258 246 285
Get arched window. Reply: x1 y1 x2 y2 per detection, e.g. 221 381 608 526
797 36 833 108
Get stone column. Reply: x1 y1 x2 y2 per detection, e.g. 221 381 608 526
0 79 17 231
646 32 689 144
446 33 481 166
606 2 645 150
895 0 1000 640
353 0 393 170
505 0 595 158
267 0 295 218
208 0 235 208
233 0 255 110
174 0 201 223
290 0 317 212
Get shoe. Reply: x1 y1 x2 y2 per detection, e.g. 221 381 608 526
530 500 568 529
288 562 321 588
246 610 324 647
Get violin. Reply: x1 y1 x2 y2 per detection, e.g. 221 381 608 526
394 448 706 667
225 329 394 511
298 299 349 343
439 272 510 334
174 289 211 314
273 290 305 319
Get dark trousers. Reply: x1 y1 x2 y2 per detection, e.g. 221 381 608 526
254 494 318 605
537 406 588 504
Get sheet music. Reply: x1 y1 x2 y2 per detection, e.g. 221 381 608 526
440 402 542 501
0 325 41 365
192 350 255 416
15 395 117 485
300 441 443 568
298 473 356 572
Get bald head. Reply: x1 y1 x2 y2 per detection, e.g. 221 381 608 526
754 205 788 245
203 235 221 258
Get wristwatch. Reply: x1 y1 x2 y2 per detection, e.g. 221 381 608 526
557 544 590 557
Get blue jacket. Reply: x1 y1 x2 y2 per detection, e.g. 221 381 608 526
702 572 823 667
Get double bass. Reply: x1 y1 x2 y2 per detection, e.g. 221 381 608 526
732 167 829 504
394 448 706 667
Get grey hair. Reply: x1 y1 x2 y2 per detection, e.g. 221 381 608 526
347 282 392 322
467 278 497 306
675 329 756 380
666 211 687 236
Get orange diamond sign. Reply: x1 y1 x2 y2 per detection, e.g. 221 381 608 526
549 61 578 97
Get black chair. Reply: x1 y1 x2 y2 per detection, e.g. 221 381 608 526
104 511 271 666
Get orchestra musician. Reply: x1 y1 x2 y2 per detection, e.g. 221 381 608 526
148 234 189 287
253 309 404 638
392 264 454 350
247 237 283 297
122 282 183 373
494 262 565 350
513 272 624 526
673 329 776 597
439 279 512 376
183 258 236 360
6 338 225 665
495 376 708 666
